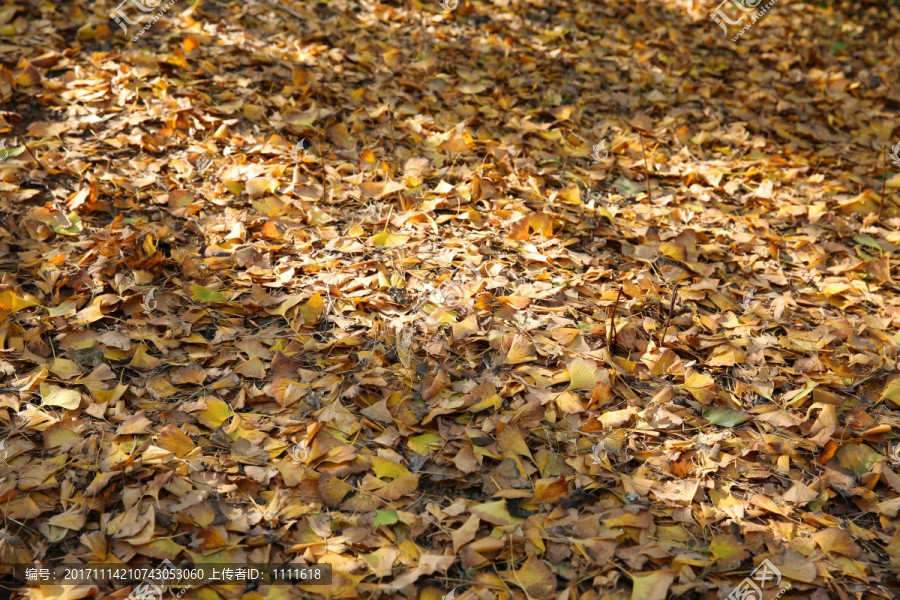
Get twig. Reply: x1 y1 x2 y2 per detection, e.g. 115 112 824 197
660 288 677 349
847 369 887 390
387 105 397 166
879 145 887 222
608 287 622 354
639 132 651 203
1 87 46 171
316 138 326 203
364 111 387 162
267 0 303 19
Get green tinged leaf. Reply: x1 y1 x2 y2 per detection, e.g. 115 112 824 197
853 235 884 255
372 510 399 526
836 444 881 476
408 433 442 455
190 284 227 303
702 407 751 428
0 145 25 160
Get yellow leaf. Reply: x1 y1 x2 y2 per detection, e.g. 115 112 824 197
198 397 232 429
887 173 900 188
469 500 524 527
599 407 637 428
129 344 161 371
233 357 267 379
156 424 196 458
451 314 479 341
360 148 377 164
0 289 41 314
369 231 410 247
468 393 502 413
49 358 82 380
503 555 555 599
504 335 536 365
371 456 412 479
47 510 87 531
371 456 419 501
40 383 81 410
880 375 900 406
566 357 601 391
298 293 325 325
246 176 277 198
224 180 244 195
813 527 861 558
451 514 480 553
630 570 675 600
74 294 119 325
319 472 353 508
680 371 715 402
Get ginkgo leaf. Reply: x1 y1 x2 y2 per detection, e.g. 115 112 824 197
566 357 602 391
51 213 83 236
630 570 675 600
298 293 325 325
702 407 750 428
371 456 419 501
369 231 410 247
504 336 536 365
40 383 81 410
318 473 352 508
372 510 399 527
880 376 900 407
0 289 41 314
190 285 227 303
502 555 555 599
0 145 25 160
679 371 716 402
408 433 442 455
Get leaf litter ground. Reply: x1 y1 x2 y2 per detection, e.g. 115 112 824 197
1 0 900 599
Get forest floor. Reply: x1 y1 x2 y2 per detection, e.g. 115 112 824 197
2 0 900 599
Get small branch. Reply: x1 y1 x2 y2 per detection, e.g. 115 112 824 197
267 0 303 19
639 133 651 203
879 145 887 223
659 288 677 349
387 105 397 167
608 287 622 354
364 111 387 161
316 138 327 203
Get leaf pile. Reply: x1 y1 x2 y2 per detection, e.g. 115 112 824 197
1 0 900 599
